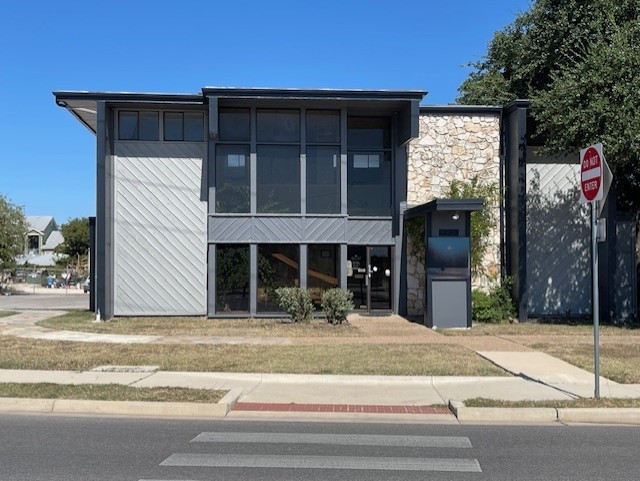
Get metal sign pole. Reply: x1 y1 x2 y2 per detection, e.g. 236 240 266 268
592 201 600 398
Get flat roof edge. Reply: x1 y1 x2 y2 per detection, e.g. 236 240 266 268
53 91 203 103
202 86 426 101
420 104 503 114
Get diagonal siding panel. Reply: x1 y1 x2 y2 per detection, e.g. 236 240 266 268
209 217 253 242
114 142 207 315
526 163 591 316
303 217 345 242
254 218 303 243
346 219 393 244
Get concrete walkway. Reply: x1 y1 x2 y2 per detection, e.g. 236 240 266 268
1 310 640 423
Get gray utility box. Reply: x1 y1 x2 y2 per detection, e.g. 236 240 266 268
405 198 483 329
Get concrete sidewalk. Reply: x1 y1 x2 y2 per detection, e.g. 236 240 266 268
1 310 640 423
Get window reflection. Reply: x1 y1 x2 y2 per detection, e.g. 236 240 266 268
216 145 250 213
216 245 249 312
308 245 339 309
258 244 299 312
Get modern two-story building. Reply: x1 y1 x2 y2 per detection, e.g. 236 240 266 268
54 87 637 321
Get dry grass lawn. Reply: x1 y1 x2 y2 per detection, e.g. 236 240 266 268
38 311 362 338
441 320 640 337
0 336 506 377
0 383 226 403
465 397 640 408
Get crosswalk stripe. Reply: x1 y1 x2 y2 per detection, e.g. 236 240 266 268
192 432 472 448
160 453 482 472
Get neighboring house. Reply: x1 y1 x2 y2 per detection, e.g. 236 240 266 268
53 88 637 321
18 216 65 267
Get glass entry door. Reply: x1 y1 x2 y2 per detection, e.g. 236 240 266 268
347 245 392 312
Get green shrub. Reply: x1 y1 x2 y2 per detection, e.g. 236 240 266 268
275 287 314 323
472 280 515 324
321 288 354 325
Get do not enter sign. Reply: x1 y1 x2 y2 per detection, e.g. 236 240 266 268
580 144 604 203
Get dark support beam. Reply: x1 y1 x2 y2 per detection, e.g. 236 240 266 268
95 101 114 320
208 96 218 140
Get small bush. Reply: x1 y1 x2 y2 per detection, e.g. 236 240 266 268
472 280 515 324
275 287 314 323
321 288 354 325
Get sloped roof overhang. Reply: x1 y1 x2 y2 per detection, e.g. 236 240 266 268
53 87 427 138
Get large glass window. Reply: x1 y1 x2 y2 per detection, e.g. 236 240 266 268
347 117 390 150
257 109 300 142
306 110 340 143
347 117 392 216
216 145 250 213
308 244 339 309
219 108 250 141
257 145 300 213
258 244 299 312
307 146 340 214
347 151 391 216
216 245 250 313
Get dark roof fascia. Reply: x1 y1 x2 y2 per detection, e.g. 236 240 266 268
202 87 426 102
405 198 484 219
419 105 503 115
503 99 531 113
53 90 203 105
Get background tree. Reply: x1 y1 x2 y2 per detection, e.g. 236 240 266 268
0 194 27 267
458 0 640 210
56 217 89 258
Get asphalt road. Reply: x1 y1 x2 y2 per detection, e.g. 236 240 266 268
1 414 639 481
0 292 88 310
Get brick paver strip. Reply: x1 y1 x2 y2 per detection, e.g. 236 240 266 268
232 402 451 415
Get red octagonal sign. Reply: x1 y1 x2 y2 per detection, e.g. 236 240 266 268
580 145 603 202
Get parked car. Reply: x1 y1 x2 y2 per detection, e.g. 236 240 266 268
83 278 91 294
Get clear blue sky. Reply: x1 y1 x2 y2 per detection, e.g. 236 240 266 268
0 0 529 224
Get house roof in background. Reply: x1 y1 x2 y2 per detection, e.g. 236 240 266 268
42 231 64 251
26 216 55 234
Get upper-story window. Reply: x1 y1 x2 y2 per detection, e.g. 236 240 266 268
118 110 204 141
347 117 392 216
306 110 340 214
219 108 251 141
217 108 251 213
118 111 159 141
256 109 301 213
164 112 205 141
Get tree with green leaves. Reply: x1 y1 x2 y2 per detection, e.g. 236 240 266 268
0 194 27 267
458 0 640 210
56 217 89 258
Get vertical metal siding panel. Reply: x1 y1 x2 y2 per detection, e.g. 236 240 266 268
113 142 207 315
526 163 591 316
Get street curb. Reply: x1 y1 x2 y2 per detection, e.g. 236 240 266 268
0 388 242 419
449 400 557 423
449 400 640 425
557 408 640 425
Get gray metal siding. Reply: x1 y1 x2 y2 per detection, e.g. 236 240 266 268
614 221 637 319
525 163 591 316
208 216 392 245
345 219 393 244
113 142 207 315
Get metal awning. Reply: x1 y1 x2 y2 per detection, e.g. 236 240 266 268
404 198 484 220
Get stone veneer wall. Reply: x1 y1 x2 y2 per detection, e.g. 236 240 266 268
406 112 501 317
